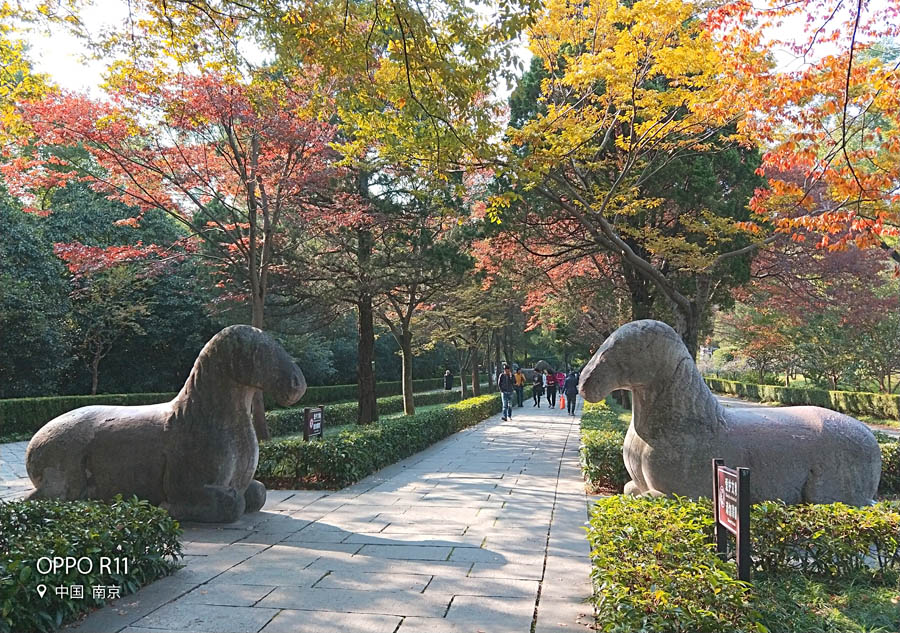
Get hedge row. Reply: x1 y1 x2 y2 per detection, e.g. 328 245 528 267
0 496 182 633
265 388 468 436
587 495 900 632
580 401 900 496
0 377 450 438
257 393 502 489
705 377 900 421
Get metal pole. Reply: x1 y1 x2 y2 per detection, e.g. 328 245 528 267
737 467 751 581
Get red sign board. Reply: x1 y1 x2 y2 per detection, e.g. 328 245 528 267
716 466 740 535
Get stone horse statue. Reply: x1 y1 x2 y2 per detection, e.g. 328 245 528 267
578 320 880 505
25 325 306 523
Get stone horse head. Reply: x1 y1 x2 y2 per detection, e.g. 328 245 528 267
26 325 307 523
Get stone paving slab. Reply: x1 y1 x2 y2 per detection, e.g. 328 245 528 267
3 399 595 632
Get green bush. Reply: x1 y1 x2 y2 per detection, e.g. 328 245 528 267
751 501 900 579
265 388 467 437
0 496 182 633
587 495 755 632
0 377 451 440
580 401 629 492
588 495 900 632
878 434 900 495
705 377 900 421
257 393 501 489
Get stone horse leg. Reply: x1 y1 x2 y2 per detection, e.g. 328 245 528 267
162 483 247 523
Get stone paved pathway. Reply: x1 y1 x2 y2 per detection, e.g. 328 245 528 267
7 401 595 632
0 440 31 501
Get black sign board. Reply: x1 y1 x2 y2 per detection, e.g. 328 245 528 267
303 407 324 441
712 458 751 581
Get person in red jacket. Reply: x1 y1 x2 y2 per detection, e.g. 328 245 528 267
544 369 557 408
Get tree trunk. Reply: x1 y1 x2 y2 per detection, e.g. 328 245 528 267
249 305 270 440
357 295 378 424
494 333 501 386
623 259 655 320
399 330 414 415
90 353 100 395
458 348 469 398
470 345 481 396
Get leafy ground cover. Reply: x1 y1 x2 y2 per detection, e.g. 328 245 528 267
587 495 900 633
0 496 182 633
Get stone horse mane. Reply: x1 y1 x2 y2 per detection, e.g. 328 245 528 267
169 325 285 431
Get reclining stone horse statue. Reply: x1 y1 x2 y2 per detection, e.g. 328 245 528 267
578 320 881 505
25 325 306 522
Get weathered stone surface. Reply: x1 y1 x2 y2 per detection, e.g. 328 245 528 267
25 325 306 522
579 319 881 505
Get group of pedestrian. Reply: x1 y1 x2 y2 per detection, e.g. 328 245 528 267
498 364 580 421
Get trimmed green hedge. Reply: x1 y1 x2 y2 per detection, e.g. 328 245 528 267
705 377 900 421
580 402 900 497
0 496 182 633
588 495 900 632
266 388 468 436
257 393 501 489
580 400 629 492
0 377 451 438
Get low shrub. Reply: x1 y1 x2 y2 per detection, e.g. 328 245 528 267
0 496 182 633
877 433 900 495
588 495 900 632
265 388 467 437
587 495 755 632
751 501 900 579
0 377 454 440
705 377 900 421
257 393 501 489
580 401 628 492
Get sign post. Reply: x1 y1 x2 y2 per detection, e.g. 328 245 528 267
712 458 751 581
303 407 324 441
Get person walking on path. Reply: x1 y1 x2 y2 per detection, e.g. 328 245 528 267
443 369 453 391
564 371 579 416
544 369 557 408
531 371 544 407
498 364 515 421
514 367 526 407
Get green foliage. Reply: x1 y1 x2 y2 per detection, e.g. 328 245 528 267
0 378 447 440
587 496 755 633
751 501 900 579
0 392 177 438
704 377 900 421
579 400 629 492
588 495 900 633
265 388 465 437
257 394 501 489
878 435 900 496
0 194 71 398
0 496 182 633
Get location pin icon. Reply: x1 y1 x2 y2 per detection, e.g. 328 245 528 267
36 584 47 598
